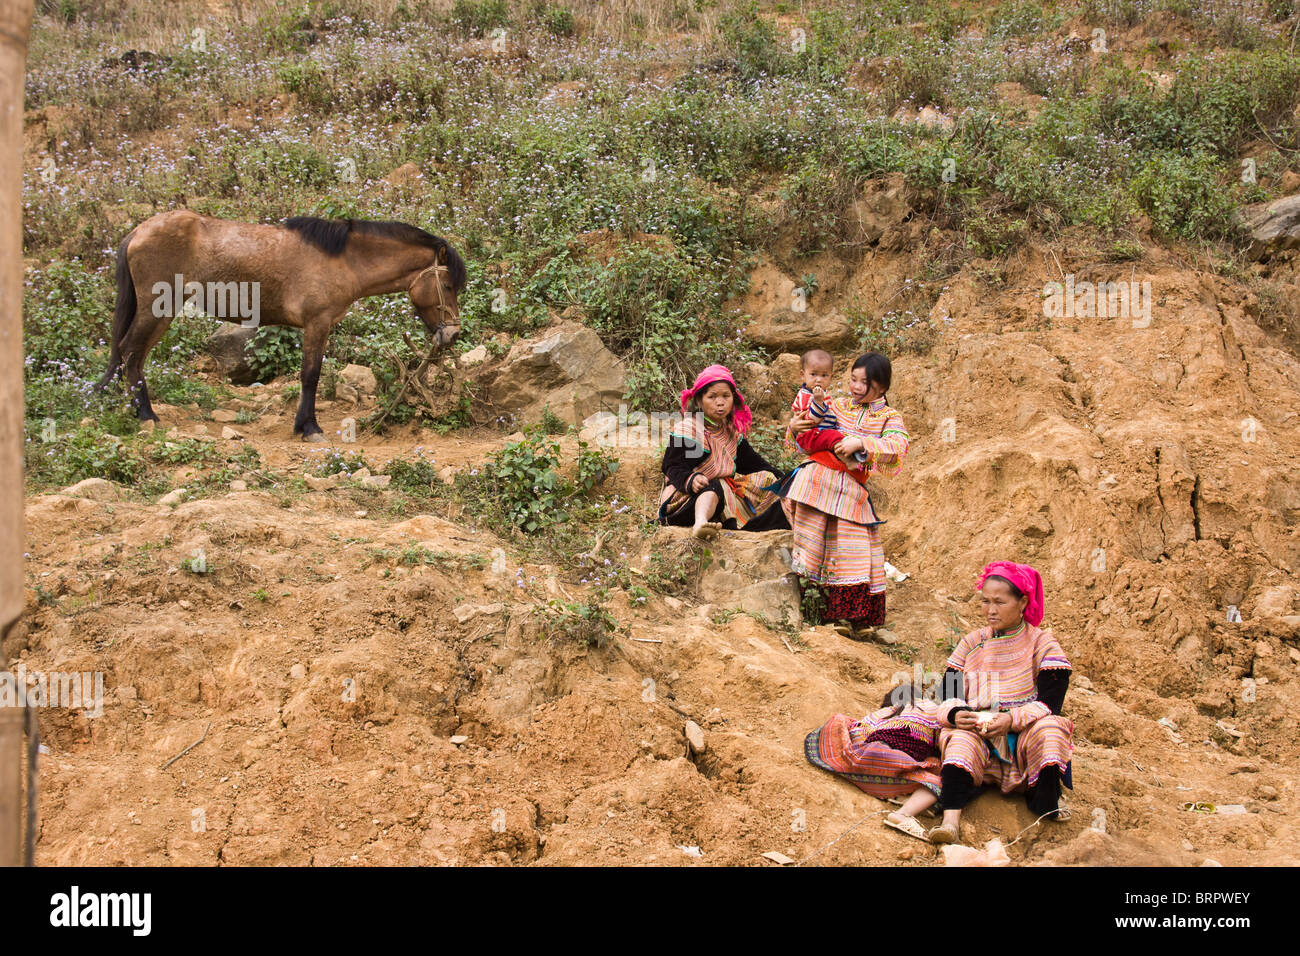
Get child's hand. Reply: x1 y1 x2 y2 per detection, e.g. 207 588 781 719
689 473 709 493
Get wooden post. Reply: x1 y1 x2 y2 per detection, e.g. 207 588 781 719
0 0 34 868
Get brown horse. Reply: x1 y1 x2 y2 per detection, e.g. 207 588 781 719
96 211 467 440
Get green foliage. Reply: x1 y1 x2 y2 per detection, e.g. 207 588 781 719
25 423 145 488
385 457 440 495
451 0 509 36
799 582 827 625
534 3 575 36
245 326 302 382
460 426 618 534
536 592 618 648
1131 151 1240 240
311 449 371 475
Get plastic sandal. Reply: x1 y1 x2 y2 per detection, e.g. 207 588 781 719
884 813 930 842
927 823 960 845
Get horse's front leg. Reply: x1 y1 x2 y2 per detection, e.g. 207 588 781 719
294 319 332 441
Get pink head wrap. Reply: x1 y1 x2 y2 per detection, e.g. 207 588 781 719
977 561 1045 627
679 364 753 435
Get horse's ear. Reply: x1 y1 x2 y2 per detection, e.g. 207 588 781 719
436 244 448 265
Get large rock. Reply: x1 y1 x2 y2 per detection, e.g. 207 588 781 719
734 353 804 421
339 363 377 395
849 172 912 246
694 530 801 629
481 322 626 426
1241 193 1300 260
206 324 259 385
745 308 855 352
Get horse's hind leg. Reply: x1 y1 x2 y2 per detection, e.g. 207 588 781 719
293 318 332 441
120 308 172 423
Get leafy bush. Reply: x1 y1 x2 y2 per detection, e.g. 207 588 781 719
462 427 619 534
246 326 302 382
451 0 510 36
1131 151 1240 240
536 592 617 647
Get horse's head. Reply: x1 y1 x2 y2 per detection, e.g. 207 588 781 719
408 242 464 348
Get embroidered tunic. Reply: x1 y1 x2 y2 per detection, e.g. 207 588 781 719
939 621 1075 792
658 414 780 529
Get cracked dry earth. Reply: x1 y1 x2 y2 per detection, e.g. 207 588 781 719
17 244 1300 866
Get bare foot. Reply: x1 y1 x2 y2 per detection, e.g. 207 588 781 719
692 521 721 539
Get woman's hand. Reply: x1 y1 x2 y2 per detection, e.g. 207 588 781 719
689 473 709 494
979 713 1013 738
953 711 981 731
834 436 865 457
789 413 815 435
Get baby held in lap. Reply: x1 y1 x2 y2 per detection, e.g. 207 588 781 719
792 349 868 470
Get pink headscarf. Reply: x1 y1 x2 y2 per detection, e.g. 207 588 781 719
977 561 1045 627
679 364 753 435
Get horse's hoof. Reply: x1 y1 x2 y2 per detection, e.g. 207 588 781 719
301 431 328 444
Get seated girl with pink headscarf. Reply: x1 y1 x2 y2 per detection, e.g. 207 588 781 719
659 365 791 537
928 560 1075 845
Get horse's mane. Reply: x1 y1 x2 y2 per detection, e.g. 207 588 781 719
282 217 467 291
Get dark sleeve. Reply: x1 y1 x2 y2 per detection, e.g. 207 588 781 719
939 668 970 725
734 438 779 477
1036 669 1069 716
665 442 696 494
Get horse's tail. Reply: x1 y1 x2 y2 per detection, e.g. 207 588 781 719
96 230 136 390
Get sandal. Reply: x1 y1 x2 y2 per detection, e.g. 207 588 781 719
884 812 930 842
927 823 960 845
1045 805 1072 823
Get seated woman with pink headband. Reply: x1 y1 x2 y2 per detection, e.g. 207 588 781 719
659 364 790 537
928 560 1075 845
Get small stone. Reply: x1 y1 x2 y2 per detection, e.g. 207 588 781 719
211 409 238 423
453 602 505 624
1288 648 1300 664
1200 858 1223 867
684 720 706 754
220 426 243 440
352 467 371 481
1181 840 1195 852
361 474 391 489
897 848 914 861
178 600 193 610
229 479 247 491
289 663 307 680
450 735 469 745
437 466 457 485
139 419 156 434
458 345 489 367
61 477 117 500
1253 784 1279 801
761 851 794 865
304 474 340 491
354 510 367 518
118 686 137 701
1231 762 1259 774
158 488 186 507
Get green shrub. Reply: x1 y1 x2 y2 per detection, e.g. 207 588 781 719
536 592 617 647
1131 151 1239 240
451 0 510 36
246 326 302 382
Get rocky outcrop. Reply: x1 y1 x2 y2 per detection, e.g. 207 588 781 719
1241 193 1300 260
205 324 258 385
479 322 627 426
